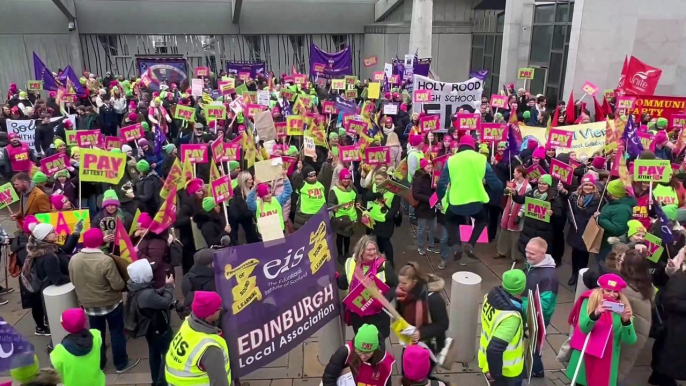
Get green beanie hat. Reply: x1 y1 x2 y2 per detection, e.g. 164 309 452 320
497 141 507 149
111 148 122 154
502 269 526 296
607 179 626 198
354 324 379 352
54 138 66 148
338 128 346 138
269 100 277 109
102 189 120 207
10 353 39 383
141 122 150 131
32 171 47 184
202 197 216 212
54 169 70 179
662 204 678 221
164 143 176 155
478 143 489 155
287 145 298 156
237 114 244 124
538 174 552 186
657 117 668 128
79 77 87 85
627 219 647 238
494 112 503 120
329 132 339 140
136 160 150 173
523 111 531 119
160 91 167 100
229 160 240 172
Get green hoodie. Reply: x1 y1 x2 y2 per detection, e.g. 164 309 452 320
598 196 638 244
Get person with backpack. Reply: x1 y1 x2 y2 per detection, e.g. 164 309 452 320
133 160 162 216
124 259 175 386
181 249 216 317
23 221 82 337
134 213 170 289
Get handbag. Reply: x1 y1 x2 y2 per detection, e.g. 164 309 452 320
582 218 604 254
556 336 573 364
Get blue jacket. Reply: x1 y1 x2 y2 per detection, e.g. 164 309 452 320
246 179 293 213
143 151 164 176
436 148 503 216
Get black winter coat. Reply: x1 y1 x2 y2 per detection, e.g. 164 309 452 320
192 211 229 247
228 187 254 222
566 192 605 251
181 264 216 313
512 189 563 255
411 172 436 219
656 271 686 380
174 195 203 246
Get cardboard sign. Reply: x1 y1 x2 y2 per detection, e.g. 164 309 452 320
238 72 251 82
414 89 432 103
525 164 546 182
40 153 68 175
312 63 326 73
224 142 240 161
457 113 480 132
524 197 551 222
0 183 19 210
581 81 599 96
340 145 361 162
75 130 101 148
490 95 508 109
547 128 573 147
616 96 636 111
303 136 316 158
204 104 227 120
518 68 534 80
633 159 671 182
332 79 346 90
342 275 390 317
344 89 357 100
383 103 398 116
643 233 664 263
79 148 127 184
419 115 439 133
180 144 209 164
254 159 283 182
550 158 573 185
347 120 367 136
175 105 195 121
27 80 42 91
322 101 337 115
245 104 266 119
480 123 507 142
105 136 123 151
120 123 143 142
372 72 384 82
195 67 210 77
365 146 391 166
211 175 232 205
286 116 304 135
670 114 686 130
363 56 378 67
34 210 90 245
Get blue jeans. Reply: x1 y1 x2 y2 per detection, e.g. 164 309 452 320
88 303 129 371
417 217 436 251
438 225 452 261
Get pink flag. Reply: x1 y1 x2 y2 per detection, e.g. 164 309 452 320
150 186 177 234
115 218 138 263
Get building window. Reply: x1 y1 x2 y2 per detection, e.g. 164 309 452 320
470 12 504 97
528 0 574 106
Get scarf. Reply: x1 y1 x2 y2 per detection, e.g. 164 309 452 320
349 258 384 293
395 286 427 329
577 193 594 208
532 189 548 201
568 290 613 386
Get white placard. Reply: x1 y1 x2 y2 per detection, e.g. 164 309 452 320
303 136 316 158
191 78 204 97
257 90 270 107
384 63 393 79
383 103 398 116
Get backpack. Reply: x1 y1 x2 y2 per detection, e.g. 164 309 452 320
20 256 48 293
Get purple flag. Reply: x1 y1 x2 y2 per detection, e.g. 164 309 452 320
502 123 520 162
334 95 357 114
653 202 675 244
0 317 34 372
470 70 489 81
60 66 87 97
226 62 266 79
309 43 352 79
213 208 340 378
621 115 643 157
383 73 390 93
154 125 167 155
33 52 58 91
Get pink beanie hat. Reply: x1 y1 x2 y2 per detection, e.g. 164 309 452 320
580 173 597 186
127 112 138 122
192 291 222 319
459 135 476 149
61 308 87 334
186 178 204 195
129 101 137 109
419 158 430 170
403 345 432 382
532 146 546 159
257 183 270 198
50 195 67 210
22 215 38 234
655 130 668 145
409 134 423 147
82 228 104 249
339 169 352 180
138 212 152 229
591 156 606 169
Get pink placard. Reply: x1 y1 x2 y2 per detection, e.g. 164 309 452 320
526 164 546 182
245 104 266 119
120 123 143 142
490 95 508 110
294 74 307 85
104 136 123 151
224 142 240 161
364 146 391 166
581 81 599 96
340 145 361 162
238 72 251 81
457 113 481 132
180 144 209 163
346 119 367 137
547 128 573 148
322 101 337 115
550 158 573 185
210 136 225 163
389 74 400 84
480 123 507 142
372 72 384 82
279 155 297 177
638 132 656 151
432 154 450 188
40 153 68 175
75 130 101 148
616 96 636 111
414 89 432 103
342 275 390 317
419 115 439 133
670 114 686 130
211 175 232 205
195 67 210 77
429 192 438 208
312 63 325 73
459 225 488 243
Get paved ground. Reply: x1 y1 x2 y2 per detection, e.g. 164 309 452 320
0 209 665 385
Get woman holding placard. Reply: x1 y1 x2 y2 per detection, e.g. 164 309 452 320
496 166 531 263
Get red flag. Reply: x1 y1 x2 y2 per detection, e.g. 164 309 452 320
115 218 138 263
593 96 606 122
551 106 560 128
150 185 177 234
508 105 518 124
565 91 576 124
601 97 612 116
621 56 662 96
617 55 629 91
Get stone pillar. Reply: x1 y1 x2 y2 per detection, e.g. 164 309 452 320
449 271 481 363
570 268 589 334
69 26 83 76
498 0 535 85
408 0 433 59
43 283 80 347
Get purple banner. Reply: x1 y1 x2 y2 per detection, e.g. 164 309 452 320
136 57 188 91
33 52 59 91
0 317 34 372
59 65 87 97
309 43 352 79
214 208 340 377
226 61 266 79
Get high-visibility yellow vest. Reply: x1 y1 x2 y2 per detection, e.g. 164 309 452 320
300 181 325 214
368 183 394 223
257 198 284 230
344 257 386 295
165 318 232 386
332 186 357 221
407 151 424 184
447 150 489 206
477 295 524 378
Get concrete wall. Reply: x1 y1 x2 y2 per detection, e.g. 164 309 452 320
564 0 686 100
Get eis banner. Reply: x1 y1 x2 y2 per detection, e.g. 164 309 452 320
214 208 340 377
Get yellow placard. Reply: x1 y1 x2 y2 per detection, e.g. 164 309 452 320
367 83 380 100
